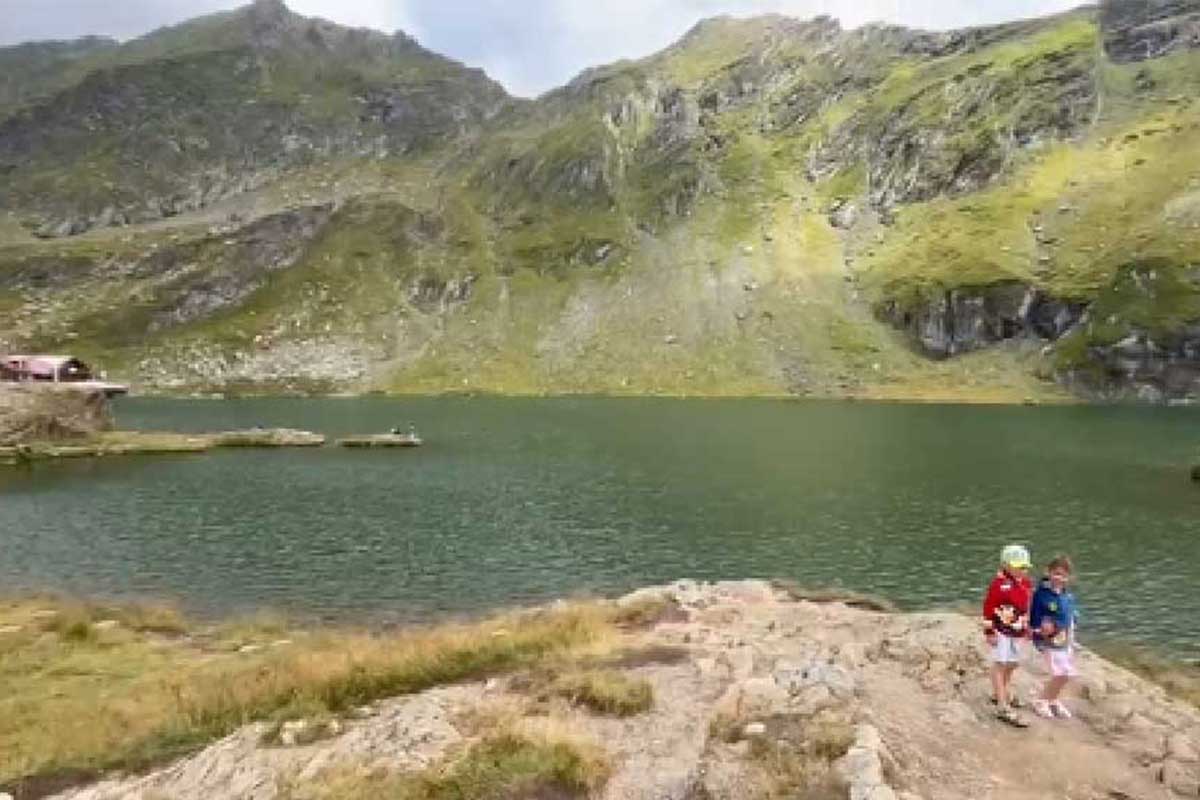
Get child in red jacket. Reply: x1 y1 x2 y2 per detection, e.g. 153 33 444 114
983 544 1033 727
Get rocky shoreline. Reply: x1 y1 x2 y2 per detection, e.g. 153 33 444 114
1 385 408 465
0 428 328 465
7 580 1196 800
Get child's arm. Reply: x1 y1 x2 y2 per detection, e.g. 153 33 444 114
1028 588 1044 636
982 580 1000 643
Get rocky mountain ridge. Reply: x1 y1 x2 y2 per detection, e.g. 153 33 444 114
2 0 1199 401
0 0 509 236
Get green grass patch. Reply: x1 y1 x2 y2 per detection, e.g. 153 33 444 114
861 98 1200 315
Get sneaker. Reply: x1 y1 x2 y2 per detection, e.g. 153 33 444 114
1050 701 1072 719
996 707 1030 728
1032 699 1055 719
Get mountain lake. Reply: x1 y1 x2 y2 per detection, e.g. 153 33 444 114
1 396 1198 658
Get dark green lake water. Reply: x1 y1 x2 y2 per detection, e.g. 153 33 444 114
2 397 1198 656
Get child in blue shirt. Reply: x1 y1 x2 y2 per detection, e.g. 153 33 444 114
1029 554 1078 719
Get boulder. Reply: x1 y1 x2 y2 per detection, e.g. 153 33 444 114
838 724 898 800
0 385 113 445
212 428 325 448
1161 758 1200 796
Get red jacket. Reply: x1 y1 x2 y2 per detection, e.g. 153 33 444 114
982 570 1032 638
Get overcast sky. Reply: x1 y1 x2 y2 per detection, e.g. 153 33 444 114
1 0 1085 96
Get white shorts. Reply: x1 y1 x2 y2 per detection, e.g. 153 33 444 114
1041 647 1078 677
990 634 1022 664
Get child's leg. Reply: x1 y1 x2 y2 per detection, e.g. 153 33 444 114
1042 674 1069 701
1002 662 1019 702
991 662 1008 704
1042 648 1076 703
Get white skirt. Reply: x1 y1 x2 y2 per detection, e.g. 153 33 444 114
990 633 1022 663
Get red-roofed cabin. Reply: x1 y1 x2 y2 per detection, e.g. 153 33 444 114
1 355 127 395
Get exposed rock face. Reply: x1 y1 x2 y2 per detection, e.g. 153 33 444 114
877 284 1085 358
145 205 336 332
876 256 1200 402
1102 0 1200 62
0 385 113 445
808 21 1099 209
44 580 1200 800
0 204 337 353
1064 323 1200 401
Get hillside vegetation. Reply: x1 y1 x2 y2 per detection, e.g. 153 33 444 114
1 0 1198 401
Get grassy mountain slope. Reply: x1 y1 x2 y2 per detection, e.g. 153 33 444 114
0 0 1197 401
0 0 510 236
0 37 119 118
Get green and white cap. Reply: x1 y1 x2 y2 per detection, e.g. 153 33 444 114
1001 544 1031 569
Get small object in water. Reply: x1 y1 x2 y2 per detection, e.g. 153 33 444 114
337 432 423 448
1191 464 1200 483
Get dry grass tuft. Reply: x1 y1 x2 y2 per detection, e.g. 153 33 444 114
745 713 854 800
549 669 654 717
281 723 609 800
511 664 655 717
104 601 189 636
709 710 854 799
1 595 187 643
0 598 615 793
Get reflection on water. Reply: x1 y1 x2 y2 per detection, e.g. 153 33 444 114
1 397 1198 656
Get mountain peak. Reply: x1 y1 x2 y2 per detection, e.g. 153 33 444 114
249 0 289 16
244 0 296 39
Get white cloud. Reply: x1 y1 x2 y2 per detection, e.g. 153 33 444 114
287 0 417 34
0 0 1090 96
395 0 1087 97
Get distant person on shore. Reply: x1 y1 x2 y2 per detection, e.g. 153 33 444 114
983 544 1034 727
1029 555 1079 719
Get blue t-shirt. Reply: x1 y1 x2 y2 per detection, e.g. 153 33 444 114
1030 579 1077 650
